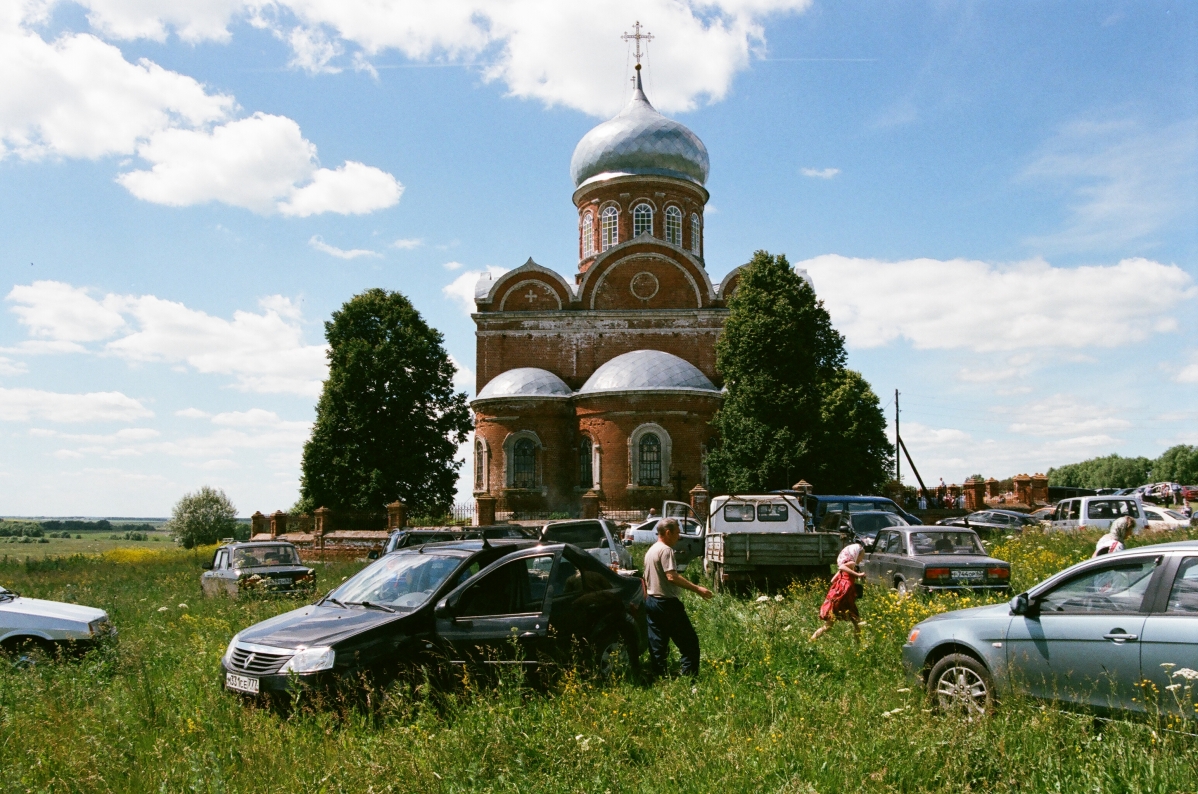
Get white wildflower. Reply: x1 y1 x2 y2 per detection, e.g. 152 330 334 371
157 606 168 612
756 595 770 603
178 603 188 609
1172 668 1198 680
896 688 911 693
775 594 784 602
1160 662 1177 671
1166 684 1182 692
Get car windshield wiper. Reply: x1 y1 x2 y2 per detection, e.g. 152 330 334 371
352 600 396 613
322 596 348 609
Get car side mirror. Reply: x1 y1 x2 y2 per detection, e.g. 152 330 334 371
202 562 213 570
600 538 610 549
434 597 453 620
1009 593 1036 616
367 550 379 560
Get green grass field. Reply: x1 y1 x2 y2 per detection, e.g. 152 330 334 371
2 529 1198 793
0 530 174 560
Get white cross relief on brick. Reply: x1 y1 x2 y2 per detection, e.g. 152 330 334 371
526 289 538 303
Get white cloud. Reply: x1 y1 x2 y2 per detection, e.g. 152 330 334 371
0 356 28 376
0 23 232 160
443 265 509 314
1023 118 1198 251
47 0 814 116
5 281 329 396
392 238 424 250
0 387 152 422
308 235 381 260
442 261 464 270
802 255 1195 352
999 394 1130 438
116 113 401 215
1175 352 1198 384
175 407 211 418
7 281 126 342
801 167 839 179
448 353 475 392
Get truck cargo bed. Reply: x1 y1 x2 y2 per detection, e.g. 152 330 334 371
705 532 843 569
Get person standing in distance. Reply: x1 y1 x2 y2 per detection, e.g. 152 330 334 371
643 517 713 679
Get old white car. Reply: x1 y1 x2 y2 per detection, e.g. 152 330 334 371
0 584 115 665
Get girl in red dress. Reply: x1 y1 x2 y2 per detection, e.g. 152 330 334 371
811 543 866 641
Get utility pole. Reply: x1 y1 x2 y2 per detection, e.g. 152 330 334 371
895 389 901 484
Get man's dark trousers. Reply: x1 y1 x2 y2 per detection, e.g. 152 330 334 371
645 595 700 677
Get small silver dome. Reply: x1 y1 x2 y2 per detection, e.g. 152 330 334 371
570 71 709 189
578 350 718 394
475 368 572 400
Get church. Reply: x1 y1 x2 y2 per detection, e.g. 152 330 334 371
469 64 747 517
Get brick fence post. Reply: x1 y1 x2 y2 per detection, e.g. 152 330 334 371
1013 474 1032 507
689 484 710 526
476 495 496 526
313 507 330 554
580 490 600 519
270 510 287 539
386 500 406 530
964 478 985 511
251 511 267 538
985 478 1000 501
1030 473 1049 506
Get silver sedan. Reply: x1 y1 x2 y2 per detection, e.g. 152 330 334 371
1 584 115 665
902 540 1198 718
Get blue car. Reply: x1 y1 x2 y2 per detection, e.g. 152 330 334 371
903 540 1198 718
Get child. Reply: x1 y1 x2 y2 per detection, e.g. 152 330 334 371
811 543 866 641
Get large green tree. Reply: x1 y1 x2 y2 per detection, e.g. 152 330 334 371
298 289 472 515
1152 445 1198 485
169 486 238 549
706 250 893 494
1047 454 1154 489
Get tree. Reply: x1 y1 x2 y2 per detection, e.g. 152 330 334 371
299 288 472 516
1047 454 1153 489
1153 445 1198 485
706 250 893 494
169 486 238 549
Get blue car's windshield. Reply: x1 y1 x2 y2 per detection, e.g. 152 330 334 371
331 553 462 610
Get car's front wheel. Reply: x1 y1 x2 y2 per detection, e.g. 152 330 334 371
2 637 56 669
895 578 910 597
590 626 640 681
928 653 992 719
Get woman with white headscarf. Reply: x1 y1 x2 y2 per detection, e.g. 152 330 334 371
1093 515 1135 558
811 542 866 641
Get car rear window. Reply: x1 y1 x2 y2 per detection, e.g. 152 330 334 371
542 523 606 549
910 532 985 556
1087 500 1140 520
723 503 755 522
757 503 788 522
852 513 903 535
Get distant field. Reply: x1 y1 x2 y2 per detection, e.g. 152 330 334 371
0 530 175 561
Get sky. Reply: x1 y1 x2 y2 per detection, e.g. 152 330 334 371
1 0 1196 517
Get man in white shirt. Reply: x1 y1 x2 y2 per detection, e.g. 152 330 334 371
643 517 713 679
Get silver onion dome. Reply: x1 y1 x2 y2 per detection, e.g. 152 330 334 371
577 350 718 395
474 368 572 401
570 70 710 189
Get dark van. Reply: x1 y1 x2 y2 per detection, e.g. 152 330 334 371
798 495 920 529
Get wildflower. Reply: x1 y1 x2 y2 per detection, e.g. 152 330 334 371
1160 662 1177 671
896 688 911 693
775 594 783 602
178 603 188 609
1172 668 1198 680
1166 684 1182 692
157 606 169 612
756 595 770 603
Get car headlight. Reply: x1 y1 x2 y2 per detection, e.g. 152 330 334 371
280 646 335 674
88 617 113 636
223 634 241 667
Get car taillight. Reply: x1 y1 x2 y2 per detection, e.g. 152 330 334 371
925 568 951 581
987 567 1010 579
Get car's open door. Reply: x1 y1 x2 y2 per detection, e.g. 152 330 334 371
663 500 704 567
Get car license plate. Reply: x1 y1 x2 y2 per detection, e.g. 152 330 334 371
951 569 984 580
269 578 292 586
226 672 259 694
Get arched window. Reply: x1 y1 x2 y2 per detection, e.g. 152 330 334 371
474 438 485 491
665 206 682 246
638 433 662 487
512 438 536 489
601 206 619 251
633 203 653 237
581 211 595 258
578 436 593 488
690 213 701 254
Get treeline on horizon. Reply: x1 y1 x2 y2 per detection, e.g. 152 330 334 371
1046 445 1198 490
0 519 161 538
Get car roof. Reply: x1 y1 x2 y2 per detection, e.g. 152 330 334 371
985 509 1033 517
899 525 978 533
389 538 540 555
808 495 895 502
220 540 295 548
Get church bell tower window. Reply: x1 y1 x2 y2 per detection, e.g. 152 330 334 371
665 206 682 246
691 213 701 254
601 206 619 251
633 203 654 238
581 211 594 258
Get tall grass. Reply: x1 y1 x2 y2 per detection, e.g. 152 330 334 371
2 531 1197 793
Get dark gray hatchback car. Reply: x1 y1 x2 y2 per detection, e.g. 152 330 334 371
903 540 1198 718
862 526 1011 596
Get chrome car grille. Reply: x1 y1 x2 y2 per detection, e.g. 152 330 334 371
229 645 292 675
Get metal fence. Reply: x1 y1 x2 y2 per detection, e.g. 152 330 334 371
408 502 476 527
600 509 649 524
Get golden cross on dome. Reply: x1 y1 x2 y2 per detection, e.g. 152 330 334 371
622 21 653 71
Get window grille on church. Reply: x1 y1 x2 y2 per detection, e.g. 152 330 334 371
638 433 662 487
665 206 682 246
581 211 594 257
633 203 653 237
474 439 484 490
691 213 701 253
578 436 593 488
601 206 619 251
512 438 536 489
